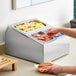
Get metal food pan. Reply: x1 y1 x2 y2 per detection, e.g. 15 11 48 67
11 19 51 36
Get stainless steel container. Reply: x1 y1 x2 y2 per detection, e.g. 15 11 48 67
5 19 70 63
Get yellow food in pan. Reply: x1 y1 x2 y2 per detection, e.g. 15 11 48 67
15 21 46 32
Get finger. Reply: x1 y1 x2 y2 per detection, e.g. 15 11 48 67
47 30 52 33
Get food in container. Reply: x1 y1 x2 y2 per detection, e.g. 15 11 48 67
14 20 46 32
32 31 55 42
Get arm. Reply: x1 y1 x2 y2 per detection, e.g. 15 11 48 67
51 65 76 74
61 66 76 74
47 28 76 38
39 65 76 74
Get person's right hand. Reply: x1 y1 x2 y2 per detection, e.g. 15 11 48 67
47 28 60 34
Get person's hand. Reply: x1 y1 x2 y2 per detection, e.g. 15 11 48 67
37 63 63 75
47 28 61 35
37 63 53 73
48 65 63 74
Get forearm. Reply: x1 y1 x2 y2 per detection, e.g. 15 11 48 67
61 66 76 74
59 28 76 38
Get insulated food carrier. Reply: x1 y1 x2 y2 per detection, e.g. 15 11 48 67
5 19 70 63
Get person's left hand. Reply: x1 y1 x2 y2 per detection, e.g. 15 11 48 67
37 63 63 74
37 63 53 73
